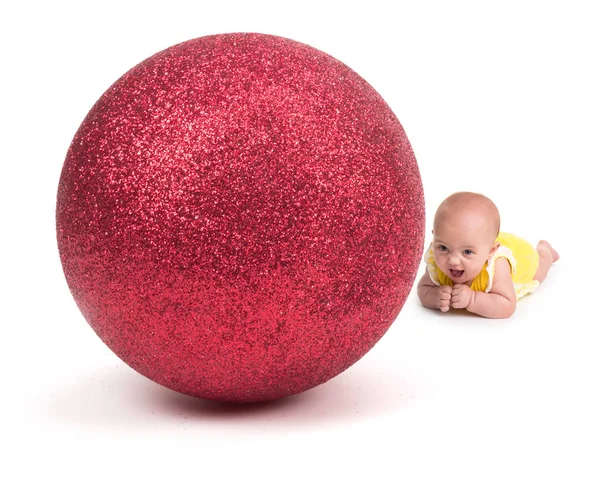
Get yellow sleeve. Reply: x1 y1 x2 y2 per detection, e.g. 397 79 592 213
483 246 517 293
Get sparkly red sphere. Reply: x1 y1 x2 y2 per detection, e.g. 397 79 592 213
57 33 424 402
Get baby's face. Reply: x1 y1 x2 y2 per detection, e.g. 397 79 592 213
432 211 498 285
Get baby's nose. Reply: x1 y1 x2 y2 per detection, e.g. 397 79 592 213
448 254 461 265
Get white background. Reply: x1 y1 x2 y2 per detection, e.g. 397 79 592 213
2 1 599 478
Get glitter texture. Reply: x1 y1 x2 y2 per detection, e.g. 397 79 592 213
56 33 425 402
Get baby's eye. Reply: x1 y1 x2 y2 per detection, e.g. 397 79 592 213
463 249 474 256
438 245 449 252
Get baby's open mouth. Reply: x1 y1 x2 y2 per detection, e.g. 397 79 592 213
449 269 464 279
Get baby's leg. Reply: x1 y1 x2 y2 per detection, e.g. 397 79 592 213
533 240 559 282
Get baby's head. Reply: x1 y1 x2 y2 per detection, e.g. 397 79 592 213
432 192 501 284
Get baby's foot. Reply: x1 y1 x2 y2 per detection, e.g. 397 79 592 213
538 240 560 262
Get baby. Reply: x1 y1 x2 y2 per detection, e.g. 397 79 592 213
417 192 559 319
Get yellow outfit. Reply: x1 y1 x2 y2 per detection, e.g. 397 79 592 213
424 232 540 299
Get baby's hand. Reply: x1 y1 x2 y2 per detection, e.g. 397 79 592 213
451 284 474 310
437 285 452 312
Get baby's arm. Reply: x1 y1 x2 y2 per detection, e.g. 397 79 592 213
417 272 452 312
465 257 517 319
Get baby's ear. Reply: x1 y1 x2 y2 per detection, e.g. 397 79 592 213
488 242 501 259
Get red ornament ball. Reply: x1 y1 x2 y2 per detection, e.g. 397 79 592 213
56 33 424 402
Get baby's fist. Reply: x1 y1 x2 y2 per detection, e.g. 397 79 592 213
451 284 474 309
437 285 452 312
